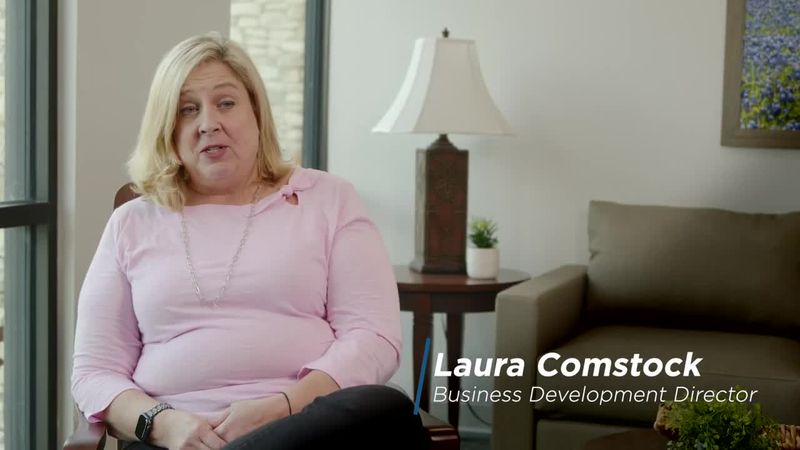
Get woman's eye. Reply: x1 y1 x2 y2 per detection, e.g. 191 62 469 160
180 105 198 116
219 100 236 109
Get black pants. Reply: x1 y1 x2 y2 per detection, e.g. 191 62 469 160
125 385 429 450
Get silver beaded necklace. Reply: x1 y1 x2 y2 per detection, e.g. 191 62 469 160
180 183 262 308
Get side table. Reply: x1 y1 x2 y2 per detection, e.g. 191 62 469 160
394 266 530 428
583 430 668 449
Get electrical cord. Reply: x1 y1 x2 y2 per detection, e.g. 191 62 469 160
466 401 493 426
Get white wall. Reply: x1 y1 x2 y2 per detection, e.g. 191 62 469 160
328 0 800 435
58 1 230 444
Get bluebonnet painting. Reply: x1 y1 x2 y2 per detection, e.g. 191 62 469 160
739 0 800 131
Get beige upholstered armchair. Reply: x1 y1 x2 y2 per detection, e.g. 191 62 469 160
493 201 800 450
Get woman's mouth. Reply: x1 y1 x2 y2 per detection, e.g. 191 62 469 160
201 145 228 159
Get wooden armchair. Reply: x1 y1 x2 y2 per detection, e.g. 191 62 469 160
63 184 459 450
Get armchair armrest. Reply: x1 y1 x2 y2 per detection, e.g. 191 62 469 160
386 381 459 449
419 409 460 450
63 412 107 450
492 264 587 450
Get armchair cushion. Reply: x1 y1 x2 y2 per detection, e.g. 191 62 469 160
534 325 800 424
585 201 800 334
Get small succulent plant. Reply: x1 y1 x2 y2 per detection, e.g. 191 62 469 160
468 217 498 249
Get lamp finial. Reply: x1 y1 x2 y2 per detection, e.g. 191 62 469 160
442 28 449 38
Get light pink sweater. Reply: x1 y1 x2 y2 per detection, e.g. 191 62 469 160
71 168 401 422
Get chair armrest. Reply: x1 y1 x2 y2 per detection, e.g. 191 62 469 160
419 409 459 450
492 264 587 450
495 264 587 361
386 382 459 449
63 412 107 450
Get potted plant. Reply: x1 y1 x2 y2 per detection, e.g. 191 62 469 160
467 217 499 279
654 393 796 449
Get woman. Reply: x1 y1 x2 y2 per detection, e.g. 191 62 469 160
71 33 426 450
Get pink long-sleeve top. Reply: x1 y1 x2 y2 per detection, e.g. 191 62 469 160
71 167 402 422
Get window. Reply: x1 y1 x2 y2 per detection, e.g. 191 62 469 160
1 0 58 449
231 0 328 169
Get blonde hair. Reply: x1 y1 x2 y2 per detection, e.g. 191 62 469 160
127 32 293 211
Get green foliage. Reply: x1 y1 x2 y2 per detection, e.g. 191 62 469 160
664 391 781 450
468 217 498 249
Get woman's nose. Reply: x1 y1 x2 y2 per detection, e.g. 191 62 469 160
199 108 221 135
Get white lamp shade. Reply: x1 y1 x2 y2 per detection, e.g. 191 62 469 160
373 37 512 135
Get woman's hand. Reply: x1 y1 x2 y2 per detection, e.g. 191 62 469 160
212 395 291 443
150 409 227 450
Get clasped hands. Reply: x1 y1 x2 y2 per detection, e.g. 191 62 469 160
157 394 290 450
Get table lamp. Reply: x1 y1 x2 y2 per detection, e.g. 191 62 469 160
373 29 511 273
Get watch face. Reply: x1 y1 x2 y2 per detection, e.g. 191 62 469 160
135 415 149 441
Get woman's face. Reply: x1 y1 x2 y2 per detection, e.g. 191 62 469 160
174 61 260 193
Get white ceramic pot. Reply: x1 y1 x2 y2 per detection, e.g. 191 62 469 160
466 247 499 279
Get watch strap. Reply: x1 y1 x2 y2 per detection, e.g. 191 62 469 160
137 402 173 442
145 402 173 420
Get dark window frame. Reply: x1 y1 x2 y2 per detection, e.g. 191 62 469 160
302 0 329 170
3 0 58 449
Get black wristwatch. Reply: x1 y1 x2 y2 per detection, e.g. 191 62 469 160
135 402 173 442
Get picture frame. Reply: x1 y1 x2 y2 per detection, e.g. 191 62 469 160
720 0 800 149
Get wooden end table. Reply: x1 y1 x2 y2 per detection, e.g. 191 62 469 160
583 430 668 449
394 266 530 428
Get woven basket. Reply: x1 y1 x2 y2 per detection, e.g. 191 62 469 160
654 404 800 450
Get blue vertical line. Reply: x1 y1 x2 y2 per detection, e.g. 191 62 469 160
413 337 432 415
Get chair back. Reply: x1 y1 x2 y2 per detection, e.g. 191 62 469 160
585 200 800 336
114 183 139 209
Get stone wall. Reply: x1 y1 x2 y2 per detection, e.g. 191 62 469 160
230 0 306 164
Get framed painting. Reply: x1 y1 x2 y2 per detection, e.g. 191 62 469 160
721 0 800 148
